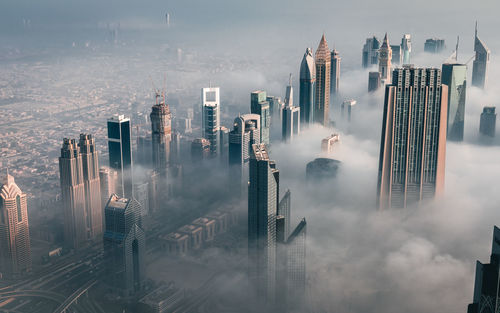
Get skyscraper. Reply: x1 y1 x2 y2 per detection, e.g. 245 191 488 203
362 36 380 68
267 95 283 125
78 134 103 242
480 107 496 137
59 136 103 250
0 170 31 277
278 190 291 240
299 48 315 125
282 75 300 142
191 138 211 162
442 63 467 141
467 226 500 313
284 218 307 308
401 34 412 64
202 87 220 156
378 33 392 84
330 49 341 95
390 44 402 65
228 114 261 186
99 167 119 211
424 38 445 53
251 91 271 146
377 67 448 209
248 143 279 303
103 195 145 296
472 23 491 89
108 115 134 198
150 93 172 174
314 35 331 126
368 72 381 92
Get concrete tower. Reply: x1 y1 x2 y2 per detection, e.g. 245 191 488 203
314 34 331 126
0 170 32 277
472 23 491 89
150 93 172 175
379 33 392 84
377 67 448 209
299 48 316 125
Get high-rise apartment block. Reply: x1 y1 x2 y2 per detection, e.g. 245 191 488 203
314 35 331 126
0 171 32 277
472 24 491 89
202 87 221 156
108 115 134 198
377 67 448 209
480 107 496 137
299 48 316 125
59 135 103 249
103 195 145 296
251 91 271 146
442 63 467 141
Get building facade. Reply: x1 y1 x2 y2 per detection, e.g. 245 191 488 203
401 34 412 64
150 94 172 175
377 67 448 209
314 35 331 126
330 49 341 95
0 171 31 277
362 36 380 68
480 107 496 137
378 33 392 84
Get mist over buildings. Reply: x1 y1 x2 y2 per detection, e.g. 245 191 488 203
1 0 500 312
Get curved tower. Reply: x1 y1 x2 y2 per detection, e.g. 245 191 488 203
299 48 315 125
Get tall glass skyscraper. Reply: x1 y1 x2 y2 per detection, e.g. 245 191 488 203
314 35 331 126
248 143 279 303
377 67 448 209
299 48 315 125
442 63 467 141
472 23 490 89
330 49 341 95
362 36 381 68
250 91 270 146
401 34 412 65
202 87 220 156
0 170 32 277
103 195 145 296
107 115 133 198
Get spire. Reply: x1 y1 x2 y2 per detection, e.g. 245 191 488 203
288 73 292 86
456 35 460 61
315 34 330 60
475 21 478 38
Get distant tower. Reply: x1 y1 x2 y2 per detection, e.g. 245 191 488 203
150 93 172 175
377 67 448 209
362 36 381 68
103 195 145 296
282 75 300 142
368 72 381 92
299 48 316 125
202 87 221 157
191 138 211 162
401 34 412 64
424 38 446 53
472 22 491 89
165 12 170 28
480 106 496 137
330 49 341 95
107 115 134 198
99 167 118 210
250 91 271 146
0 170 32 276
442 63 467 141
248 144 279 303
314 35 331 126
378 33 392 84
